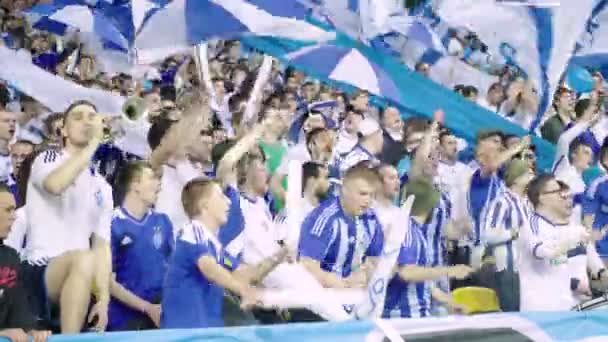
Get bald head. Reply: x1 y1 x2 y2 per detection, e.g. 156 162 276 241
382 106 402 134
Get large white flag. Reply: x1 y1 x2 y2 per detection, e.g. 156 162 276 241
434 0 594 131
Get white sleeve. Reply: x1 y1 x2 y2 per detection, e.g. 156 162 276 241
29 151 62 192
554 122 591 172
587 242 605 276
243 55 273 123
175 160 200 184
94 183 114 242
5 208 27 253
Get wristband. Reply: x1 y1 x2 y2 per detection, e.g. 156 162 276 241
598 269 606 280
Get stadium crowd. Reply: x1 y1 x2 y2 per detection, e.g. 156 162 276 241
2 1 608 341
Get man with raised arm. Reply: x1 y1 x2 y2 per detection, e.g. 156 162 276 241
22 101 113 333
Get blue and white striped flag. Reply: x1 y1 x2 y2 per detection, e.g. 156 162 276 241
572 0 608 76
135 0 335 64
433 0 594 132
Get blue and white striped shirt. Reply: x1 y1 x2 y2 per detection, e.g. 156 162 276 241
468 168 505 246
298 197 384 278
480 189 530 272
420 192 451 268
583 175 608 256
383 218 432 318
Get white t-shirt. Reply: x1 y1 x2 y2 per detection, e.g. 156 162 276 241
374 200 400 235
437 160 473 222
0 153 11 183
554 166 585 226
518 214 578 311
24 150 113 264
5 207 27 254
226 193 281 265
155 160 200 236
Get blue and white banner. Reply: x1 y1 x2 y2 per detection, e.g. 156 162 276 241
0 46 125 115
433 0 594 131
572 0 608 76
134 0 335 64
25 311 608 342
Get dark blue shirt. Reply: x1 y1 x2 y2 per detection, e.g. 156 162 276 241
108 208 174 330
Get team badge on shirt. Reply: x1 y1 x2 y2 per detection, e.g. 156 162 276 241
94 189 103 207
120 236 133 246
152 226 163 250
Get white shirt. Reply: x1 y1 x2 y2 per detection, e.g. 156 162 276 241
5 207 27 254
437 160 473 222
24 150 113 264
477 97 498 113
334 129 358 157
156 160 200 237
374 200 400 236
566 224 604 305
518 214 579 311
0 153 11 183
226 193 280 265
274 197 316 249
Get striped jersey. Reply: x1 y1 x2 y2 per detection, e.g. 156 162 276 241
583 175 608 256
383 217 432 318
467 168 505 246
480 189 530 272
298 197 384 278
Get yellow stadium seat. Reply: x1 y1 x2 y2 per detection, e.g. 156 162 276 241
452 287 501 314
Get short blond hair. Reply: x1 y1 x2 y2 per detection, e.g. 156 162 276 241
181 178 218 218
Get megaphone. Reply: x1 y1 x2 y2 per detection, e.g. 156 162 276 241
122 96 147 122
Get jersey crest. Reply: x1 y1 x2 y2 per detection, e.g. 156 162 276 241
152 225 164 250
94 189 103 207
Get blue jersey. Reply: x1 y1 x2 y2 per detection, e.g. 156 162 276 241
383 218 431 318
108 208 174 330
161 220 239 329
584 175 608 256
468 168 505 245
480 190 530 272
217 185 245 255
298 197 384 278
421 192 451 268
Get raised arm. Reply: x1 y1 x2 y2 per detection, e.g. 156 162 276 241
216 123 266 186
41 116 102 195
241 56 274 126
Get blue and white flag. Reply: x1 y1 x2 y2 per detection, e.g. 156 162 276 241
433 0 594 132
572 0 608 76
286 44 401 101
135 0 335 64
26 3 130 51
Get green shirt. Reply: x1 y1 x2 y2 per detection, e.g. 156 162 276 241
259 141 287 211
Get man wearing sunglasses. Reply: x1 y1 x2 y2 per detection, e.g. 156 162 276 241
519 175 591 311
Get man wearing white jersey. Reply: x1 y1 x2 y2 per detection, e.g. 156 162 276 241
149 105 211 234
22 100 113 333
0 110 16 183
437 129 472 223
374 164 400 234
274 161 330 249
553 99 599 225
519 175 591 311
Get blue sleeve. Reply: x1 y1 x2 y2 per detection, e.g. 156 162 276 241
582 191 599 216
162 215 175 256
218 185 244 247
397 230 419 267
365 219 384 258
187 239 213 264
298 213 335 262
221 251 240 272
110 219 124 270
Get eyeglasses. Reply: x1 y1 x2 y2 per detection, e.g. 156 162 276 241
541 188 572 198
